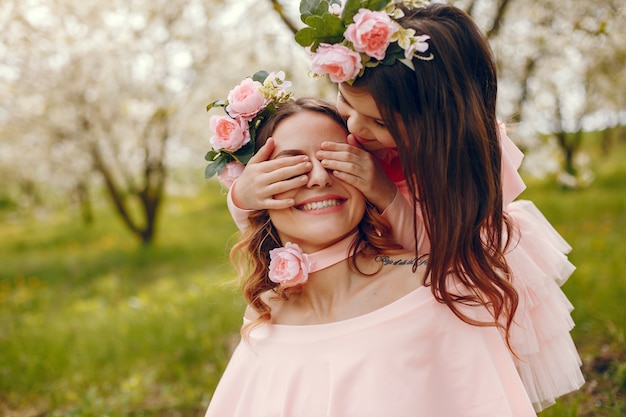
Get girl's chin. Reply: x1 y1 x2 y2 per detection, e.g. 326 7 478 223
353 135 382 151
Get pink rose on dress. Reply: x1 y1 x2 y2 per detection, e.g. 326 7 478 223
344 9 397 61
226 78 266 120
311 43 363 83
218 161 245 188
209 115 250 152
268 243 312 288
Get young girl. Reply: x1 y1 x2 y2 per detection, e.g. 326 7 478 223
204 94 537 416
225 2 585 412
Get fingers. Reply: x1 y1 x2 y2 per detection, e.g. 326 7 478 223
346 134 362 148
247 137 275 164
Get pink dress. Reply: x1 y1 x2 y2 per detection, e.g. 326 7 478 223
205 286 536 417
226 124 585 411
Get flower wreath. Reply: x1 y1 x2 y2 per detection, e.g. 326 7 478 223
295 0 433 84
205 70 293 187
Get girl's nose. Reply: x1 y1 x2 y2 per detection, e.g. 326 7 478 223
345 112 369 138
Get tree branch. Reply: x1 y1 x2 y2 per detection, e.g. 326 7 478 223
486 0 513 38
268 0 299 35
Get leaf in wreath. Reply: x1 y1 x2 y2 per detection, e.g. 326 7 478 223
206 99 227 112
205 154 231 178
342 0 389 23
300 0 331 23
205 149 219 162
381 42 403 65
233 142 255 165
296 13 345 50
252 70 269 83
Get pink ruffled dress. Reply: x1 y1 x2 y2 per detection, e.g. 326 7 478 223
205 285 536 417
377 125 585 411
226 124 584 411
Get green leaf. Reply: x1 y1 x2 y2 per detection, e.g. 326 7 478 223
204 150 219 162
295 27 317 47
300 0 331 23
252 70 269 83
206 100 227 112
204 154 231 178
381 42 403 65
296 13 345 50
233 143 255 165
342 0 389 23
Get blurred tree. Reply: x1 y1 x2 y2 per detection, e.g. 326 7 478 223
0 0 318 244
486 0 625 184
2 0 227 244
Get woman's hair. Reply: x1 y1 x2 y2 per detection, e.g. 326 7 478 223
231 97 402 332
352 3 518 348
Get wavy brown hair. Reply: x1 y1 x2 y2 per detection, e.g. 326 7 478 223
230 98 403 333
350 3 518 349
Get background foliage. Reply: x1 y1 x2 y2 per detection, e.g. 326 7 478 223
1 0 625 415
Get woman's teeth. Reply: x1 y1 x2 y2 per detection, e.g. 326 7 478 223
300 199 341 211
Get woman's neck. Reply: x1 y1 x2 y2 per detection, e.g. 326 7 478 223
307 232 358 274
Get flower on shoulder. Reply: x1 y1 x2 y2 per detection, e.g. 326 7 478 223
268 243 312 288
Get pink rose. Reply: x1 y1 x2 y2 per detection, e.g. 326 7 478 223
311 43 363 84
268 243 312 288
344 9 397 61
226 78 266 120
218 161 245 188
209 115 250 152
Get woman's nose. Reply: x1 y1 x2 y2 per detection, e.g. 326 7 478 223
307 158 333 188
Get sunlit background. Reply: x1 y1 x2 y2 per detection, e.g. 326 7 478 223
1 0 624 416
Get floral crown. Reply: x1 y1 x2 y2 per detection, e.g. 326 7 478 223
205 70 293 187
295 0 433 84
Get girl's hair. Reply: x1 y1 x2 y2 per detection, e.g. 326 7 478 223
231 97 402 332
352 3 518 347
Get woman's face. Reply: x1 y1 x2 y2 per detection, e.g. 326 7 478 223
268 111 366 253
336 84 398 152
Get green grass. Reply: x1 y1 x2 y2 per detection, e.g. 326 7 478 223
524 140 626 417
0 181 245 416
1 139 625 416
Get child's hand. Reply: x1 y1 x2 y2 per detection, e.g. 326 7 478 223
231 138 312 210
316 135 397 211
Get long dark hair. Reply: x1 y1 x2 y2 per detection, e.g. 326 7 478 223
351 3 518 347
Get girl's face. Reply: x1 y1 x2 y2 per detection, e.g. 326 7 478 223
268 111 366 253
336 84 398 152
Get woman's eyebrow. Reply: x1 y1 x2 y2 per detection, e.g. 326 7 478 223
273 149 306 158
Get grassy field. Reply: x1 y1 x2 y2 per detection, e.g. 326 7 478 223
1 140 625 416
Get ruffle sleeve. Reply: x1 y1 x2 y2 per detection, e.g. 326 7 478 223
505 200 585 411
